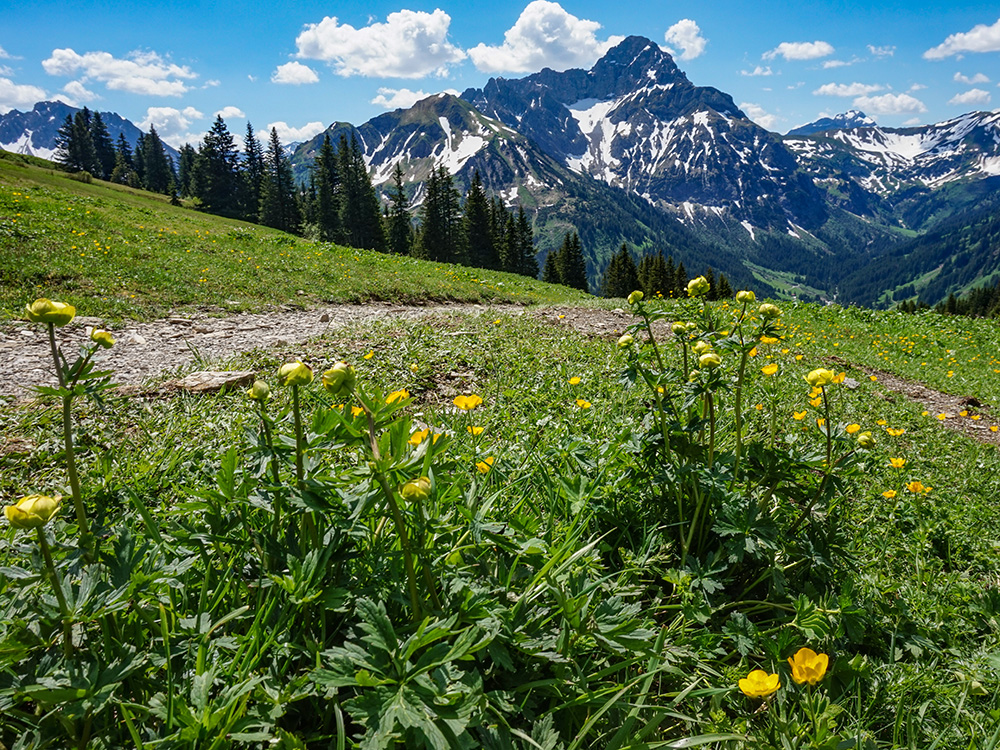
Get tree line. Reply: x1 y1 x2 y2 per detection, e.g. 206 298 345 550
598 243 734 299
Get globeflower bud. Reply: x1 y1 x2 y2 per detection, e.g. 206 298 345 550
671 322 687 336
736 290 756 304
699 351 722 369
89 328 115 349
804 368 836 388
25 298 76 326
278 361 314 387
856 431 875 450
692 340 712 356
617 333 634 348
322 362 356 398
248 380 270 401
687 276 710 298
4 494 61 529
758 303 781 319
627 290 644 305
399 476 431 503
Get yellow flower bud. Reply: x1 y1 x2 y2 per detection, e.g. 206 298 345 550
671 322 687 336
617 334 634 348
687 276 710 298
856 431 875 450
699 351 722 369
692 341 712 356
627 290 644 305
89 328 115 349
4 494 61 529
278 361 314 387
758 303 781 318
736 290 756 304
804 368 835 387
399 476 431 503
322 362 356 398
25 298 76 326
248 380 270 401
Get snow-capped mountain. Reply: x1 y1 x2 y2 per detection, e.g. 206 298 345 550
786 110 877 137
462 36 827 233
786 110 1000 197
0 100 177 161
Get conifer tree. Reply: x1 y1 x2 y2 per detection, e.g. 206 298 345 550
664 255 677 297
515 206 538 278
90 112 116 180
310 133 341 242
704 267 718 300
193 115 241 217
601 244 639 298
463 171 497 269
717 273 734 299
259 127 301 234
542 247 562 285
386 162 412 255
675 261 688 296
140 126 173 194
416 166 463 263
55 109 99 174
176 144 197 197
338 134 386 251
242 123 265 222
558 231 589 293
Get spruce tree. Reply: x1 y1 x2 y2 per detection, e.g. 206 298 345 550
717 273 734 299
140 126 173 194
515 206 538 278
177 144 197 197
55 109 99 174
463 172 496 269
115 133 134 168
675 261 688 296
242 123 265 222
664 255 677 297
416 167 463 263
259 128 301 234
193 115 241 217
311 133 342 242
90 112 116 180
338 134 386 251
387 162 411 255
542 247 562 285
601 244 639 298
704 268 717 300
559 231 589 294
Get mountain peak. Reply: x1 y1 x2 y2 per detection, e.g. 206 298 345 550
786 110 877 137
587 36 686 96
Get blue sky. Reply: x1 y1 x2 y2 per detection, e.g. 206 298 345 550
2 1 998 147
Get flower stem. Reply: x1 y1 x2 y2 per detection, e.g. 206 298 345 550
37 528 74 658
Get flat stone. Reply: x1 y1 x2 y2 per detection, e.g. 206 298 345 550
170 370 256 394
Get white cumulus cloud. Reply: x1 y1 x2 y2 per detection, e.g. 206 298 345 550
370 87 458 109
740 65 773 77
0 46 14 60
42 48 197 97
867 45 896 58
139 105 204 147
214 106 246 119
954 71 990 84
271 61 319 85
949 88 991 106
924 17 1000 59
763 41 834 61
852 93 927 115
664 19 707 61
468 1 622 73
822 58 861 69
740 102 778 130
61 80 98 104
295 9 465 78
259 121 326 144
813 82 885 97
0 77 47 114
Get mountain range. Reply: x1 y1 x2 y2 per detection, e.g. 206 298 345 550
3 35 999 306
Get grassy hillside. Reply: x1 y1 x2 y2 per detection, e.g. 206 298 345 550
0 150 588 323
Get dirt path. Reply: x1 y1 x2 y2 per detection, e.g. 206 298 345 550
2 302 997 447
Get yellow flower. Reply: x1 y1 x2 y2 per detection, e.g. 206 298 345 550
886 428 905 437
804 368 835 388
454 394 484 410
856 432 875 450
467 425 484 436
617 333 634 348
409 428 431 446
627 290 644 305
739 669 780 698
869 375 878 381
809 397 823 408
876 419 887 426
793 411 807 420
351 406 364 417
476 456 495 474
991 426 999 433
687 276 710 297
89 328 115 349
4 494 61 530
575 399 592 409
363 350 375 360
322 362 356 398
399 476 431 503
386 389 410 404
25 298 76 326
959 410 968 417
699 352 722 369
409 363 419 374
889 457 906 469
936 413 947 421
568 376 582 385
882 490 897 499
846 423 861 434
906 481 928 494
278 361 314 387
761 363 779 376
692 341 712 356
748 346 758 357
248 380 270 401
788 647 829 686
817 418 826 428
758 303 782 318
759 336 778 345
832 371 846 384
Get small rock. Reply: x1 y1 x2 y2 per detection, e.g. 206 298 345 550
844 377 861 390
170 370 256 394
319 313 330 323
20 329 35 337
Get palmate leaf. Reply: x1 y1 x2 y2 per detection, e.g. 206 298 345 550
792 594 831 640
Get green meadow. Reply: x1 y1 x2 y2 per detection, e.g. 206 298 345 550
2 158 999 748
